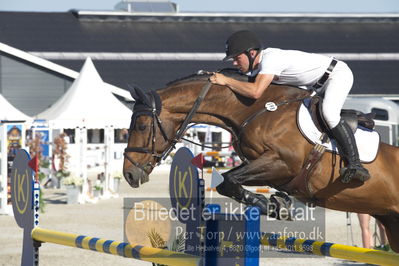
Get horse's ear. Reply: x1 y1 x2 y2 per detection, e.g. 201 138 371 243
136 88 152 107
127 84 140 100
128 85 151 107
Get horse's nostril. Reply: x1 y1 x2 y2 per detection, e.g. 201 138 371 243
124 171 139 188
123 166 151 189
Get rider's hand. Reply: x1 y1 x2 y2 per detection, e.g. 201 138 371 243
209 73 228 86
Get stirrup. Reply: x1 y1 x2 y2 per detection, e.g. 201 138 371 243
339 165 370 183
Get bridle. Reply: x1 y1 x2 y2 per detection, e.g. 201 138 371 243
123 82 213 173
123 92 168 174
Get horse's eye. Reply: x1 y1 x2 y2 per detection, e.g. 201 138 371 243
137 124 147 131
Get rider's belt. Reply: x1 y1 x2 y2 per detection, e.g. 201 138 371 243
313 58 338 89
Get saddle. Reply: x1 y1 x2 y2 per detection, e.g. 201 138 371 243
308 96 375 135
283 95 376 199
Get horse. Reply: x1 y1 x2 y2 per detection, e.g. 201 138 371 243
123 70 399 252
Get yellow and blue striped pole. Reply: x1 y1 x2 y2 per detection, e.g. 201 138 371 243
32 227 202 266
261 232 399 266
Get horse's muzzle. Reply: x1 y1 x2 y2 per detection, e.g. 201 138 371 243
123 165 150 188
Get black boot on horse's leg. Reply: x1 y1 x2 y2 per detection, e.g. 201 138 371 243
216 176 271 216
331 119 371 183
216 175 292 219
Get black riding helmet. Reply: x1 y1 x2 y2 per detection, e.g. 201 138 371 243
223 30 263 72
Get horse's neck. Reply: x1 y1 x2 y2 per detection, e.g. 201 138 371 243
159 81 241 127
159 81 308 130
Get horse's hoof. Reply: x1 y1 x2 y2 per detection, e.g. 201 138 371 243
270 192 293 221
243 191 271 216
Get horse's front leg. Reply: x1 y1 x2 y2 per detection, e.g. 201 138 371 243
216 152 294 219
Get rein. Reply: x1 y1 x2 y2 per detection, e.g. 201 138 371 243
161 82 213 160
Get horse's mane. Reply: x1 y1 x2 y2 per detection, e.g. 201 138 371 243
166 68 252 87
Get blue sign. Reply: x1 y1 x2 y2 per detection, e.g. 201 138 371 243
169 147 203 256
35 129 50 157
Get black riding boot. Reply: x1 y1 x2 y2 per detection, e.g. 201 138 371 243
330 120 371 183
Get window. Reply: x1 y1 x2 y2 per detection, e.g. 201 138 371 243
371 108 389 121
114 129 129 143
211 132 222 151
87 129 104 144
63 129 75 144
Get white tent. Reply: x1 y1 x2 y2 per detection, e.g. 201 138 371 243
0 93 32 122
37 57 131 129
36 58 133 203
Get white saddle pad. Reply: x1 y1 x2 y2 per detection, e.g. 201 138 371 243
297 99 380 163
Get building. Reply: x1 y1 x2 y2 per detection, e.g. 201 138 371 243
0 7 399 116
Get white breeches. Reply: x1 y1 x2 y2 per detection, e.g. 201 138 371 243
322 61 354 129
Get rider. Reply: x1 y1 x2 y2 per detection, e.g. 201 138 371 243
209 30 370 183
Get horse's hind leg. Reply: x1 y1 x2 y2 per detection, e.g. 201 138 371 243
374 213 399 253
216 152 293 219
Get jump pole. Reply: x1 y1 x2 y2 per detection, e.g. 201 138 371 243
30 227 200 266
11 149 201 266
261 233 399 266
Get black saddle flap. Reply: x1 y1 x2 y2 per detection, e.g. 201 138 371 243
341 109 375 131
309 96 375 133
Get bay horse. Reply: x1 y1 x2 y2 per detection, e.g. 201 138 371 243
123 70 399 252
